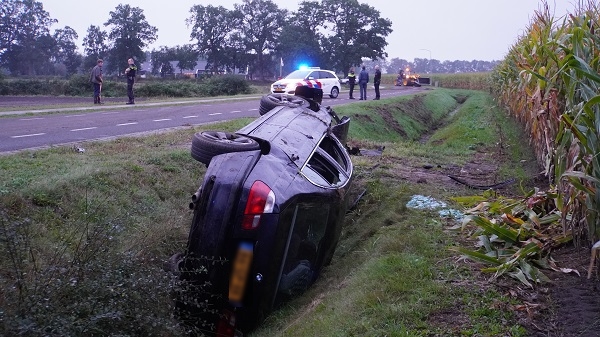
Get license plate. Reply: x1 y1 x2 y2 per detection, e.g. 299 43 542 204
229 241 253 304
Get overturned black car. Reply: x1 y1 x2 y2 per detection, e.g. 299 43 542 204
172 86 353 336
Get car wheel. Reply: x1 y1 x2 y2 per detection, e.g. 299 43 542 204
191 131 260 165
259 94 307 115
329 87 339 98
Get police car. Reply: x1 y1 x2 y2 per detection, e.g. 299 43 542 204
271 67 341 98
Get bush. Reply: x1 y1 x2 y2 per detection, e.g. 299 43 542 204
203 75 251 96
0 75 252 98
0 207 183 336
65 74 92 96
136 75 251 98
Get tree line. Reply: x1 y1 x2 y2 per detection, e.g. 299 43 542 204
0 0 497 79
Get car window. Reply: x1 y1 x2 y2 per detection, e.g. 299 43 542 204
318 136 349 169
276 203 329 298
304 153 341 185
307 71 319 80
301 135 350 187
319 71 333 79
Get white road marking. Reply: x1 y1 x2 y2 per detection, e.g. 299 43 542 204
64 114 86 118
153 118 171 122
71 127 97 132
102 111 120 115
19 117 44 121
182 115 198 119
117 122 138 126
11 133 45 138
230 110 241 113
209 113 222 116
248 108 258 111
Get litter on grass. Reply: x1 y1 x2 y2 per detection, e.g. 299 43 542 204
406 195 464 221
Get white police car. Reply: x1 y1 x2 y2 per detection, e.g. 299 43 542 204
271 67 341 98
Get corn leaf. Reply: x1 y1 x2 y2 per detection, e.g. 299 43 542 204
469 215 520 243
508 269 534 288
450 246 502 266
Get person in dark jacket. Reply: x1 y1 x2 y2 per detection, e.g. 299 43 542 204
358 66 369 100
90 59 103 104
373 65 381 100
125 58 137 104
347 67 356 99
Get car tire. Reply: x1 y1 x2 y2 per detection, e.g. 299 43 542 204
259 94 307 115
191 131 260 165
329 87 339 98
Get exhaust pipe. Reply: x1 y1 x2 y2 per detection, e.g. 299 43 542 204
189 186 202 209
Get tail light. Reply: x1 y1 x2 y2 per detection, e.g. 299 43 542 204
216 309 236 337
241 180 275 230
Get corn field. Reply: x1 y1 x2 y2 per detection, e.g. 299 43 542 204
429 72 492 91
491 0 600 242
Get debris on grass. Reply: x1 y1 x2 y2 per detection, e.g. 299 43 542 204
406 195 464 221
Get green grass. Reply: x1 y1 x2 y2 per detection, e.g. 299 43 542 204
0 89 537 336
333 88 458 142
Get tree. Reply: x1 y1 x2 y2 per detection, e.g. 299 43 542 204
387 57 410 74
150 46 175 76
235 0 287 79
316 0 392 76
53 26 80 76
174 44 198 73
0 0 22 55
187 5 238 73
276 4 324 75
104 4 157 74
82 25 108 70
0 0 57 75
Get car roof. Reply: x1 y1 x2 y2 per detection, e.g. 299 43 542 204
237 106 332 166
283 69 337 79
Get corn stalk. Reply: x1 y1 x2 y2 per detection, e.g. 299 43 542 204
491 1 600 242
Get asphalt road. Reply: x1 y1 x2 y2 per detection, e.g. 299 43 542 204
0 86 426 154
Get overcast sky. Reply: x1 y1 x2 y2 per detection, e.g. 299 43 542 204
41 0 575 62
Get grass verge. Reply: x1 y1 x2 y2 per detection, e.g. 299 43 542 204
0 88 539 336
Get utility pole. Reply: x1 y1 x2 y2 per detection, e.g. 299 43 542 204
419 49 432 73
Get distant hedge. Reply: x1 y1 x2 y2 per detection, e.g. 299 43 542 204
0 75 252 98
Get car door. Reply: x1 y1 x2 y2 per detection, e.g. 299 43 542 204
274 202 329 302
318 71 332 93
305 70 325 92
273 134 352 304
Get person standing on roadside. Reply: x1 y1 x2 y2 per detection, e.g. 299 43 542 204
90 59 103 104
373 65 381 100
347 67 356 99
125 58 137 104
358 65 369 100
